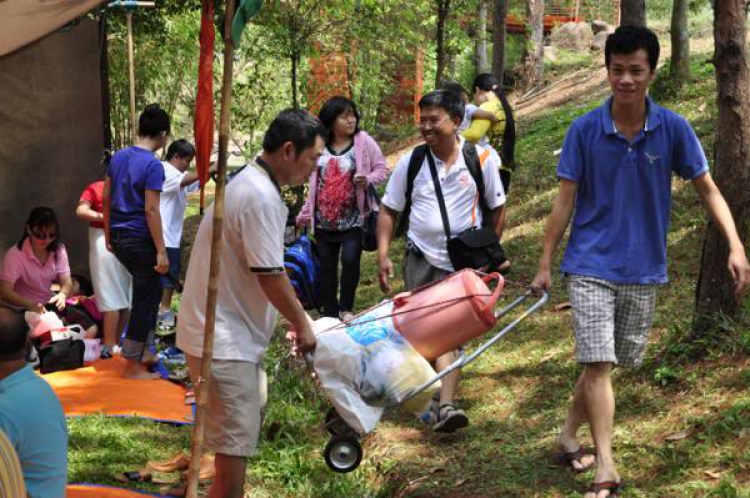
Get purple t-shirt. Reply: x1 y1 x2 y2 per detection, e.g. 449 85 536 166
107 146 165 239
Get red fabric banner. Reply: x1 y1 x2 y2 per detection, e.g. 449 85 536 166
195 0 215 190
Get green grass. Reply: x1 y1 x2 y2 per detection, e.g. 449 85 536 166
67 42 750 497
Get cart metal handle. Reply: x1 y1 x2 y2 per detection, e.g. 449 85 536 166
401 290 549 403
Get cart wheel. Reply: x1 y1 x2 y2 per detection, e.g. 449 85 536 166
324 408 351 435
324 434 362 473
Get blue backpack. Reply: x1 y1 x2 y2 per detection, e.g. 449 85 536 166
284 234 320 310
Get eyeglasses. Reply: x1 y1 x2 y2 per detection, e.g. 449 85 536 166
30 230 57 240
418 117 450 130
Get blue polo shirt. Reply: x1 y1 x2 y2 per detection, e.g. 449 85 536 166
557 97 709 284
0 365 67 498
107 146 165 239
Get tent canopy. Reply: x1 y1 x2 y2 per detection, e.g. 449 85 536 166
0 0 106 58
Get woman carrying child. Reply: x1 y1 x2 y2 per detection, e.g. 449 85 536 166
461 73 516 240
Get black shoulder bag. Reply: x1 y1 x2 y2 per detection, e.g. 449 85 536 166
361 184 380 252
426 149 507 272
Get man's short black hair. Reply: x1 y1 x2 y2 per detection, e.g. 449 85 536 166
0 306 29 361
440 81 469 101
138 104 171 138
605 25 660 71
262 109 326 157
419 90 465 121
166 139 196 161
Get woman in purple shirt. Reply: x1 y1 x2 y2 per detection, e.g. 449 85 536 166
104 104 170 380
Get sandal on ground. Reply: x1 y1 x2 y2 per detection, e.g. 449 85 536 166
180 454 215 482
554 447 596 472
114 469 152 483
433 403 469 433
147 452 190 473
587 481 623 497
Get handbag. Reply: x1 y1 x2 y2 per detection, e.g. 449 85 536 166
361 184 380 252
426 149 507 271
38 338 85 374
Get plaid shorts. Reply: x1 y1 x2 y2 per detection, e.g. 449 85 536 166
567 275 658 367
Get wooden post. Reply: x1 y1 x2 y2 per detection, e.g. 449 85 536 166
574 0 581 20
185 0 236 496
126 11 136 141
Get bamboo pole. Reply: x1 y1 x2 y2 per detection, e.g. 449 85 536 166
185 0 236 496
126 11 136 141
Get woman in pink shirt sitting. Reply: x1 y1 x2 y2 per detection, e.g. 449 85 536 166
0 207 73 315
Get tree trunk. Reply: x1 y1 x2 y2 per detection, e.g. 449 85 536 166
475 0 489 75
670 0 690 88
492 0 508 85
693 0 750 335
291 52 299 109
620 0 646 27
520 0 544 92
435 0 451 86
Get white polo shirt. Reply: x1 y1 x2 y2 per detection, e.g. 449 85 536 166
176 163 288 362
382 137 505 272
160 161 199 249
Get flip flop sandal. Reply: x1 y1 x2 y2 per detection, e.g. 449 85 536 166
184 389 195 405
587 481 623 497
147 453 190 473
180 454 215 482
114 469 152 483
554 447 596 472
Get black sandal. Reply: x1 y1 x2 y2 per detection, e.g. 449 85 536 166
554 447 596 472
587 481 623 497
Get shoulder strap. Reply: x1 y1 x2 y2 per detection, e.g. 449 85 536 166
425 149 452 241
396 144 429 236
462 141 490 227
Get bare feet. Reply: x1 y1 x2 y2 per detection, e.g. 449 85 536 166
556 434 596 471
122 359 161 380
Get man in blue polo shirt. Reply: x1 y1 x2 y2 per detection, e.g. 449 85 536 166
531 26 750 498
0 306 67 498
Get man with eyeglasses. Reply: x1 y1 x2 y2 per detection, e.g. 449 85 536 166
377 89 506 432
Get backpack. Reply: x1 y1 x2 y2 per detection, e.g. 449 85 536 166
396 141 490 236
284 233 321 310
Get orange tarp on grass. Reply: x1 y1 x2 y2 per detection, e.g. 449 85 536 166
67 484 165 497
43 357 192 424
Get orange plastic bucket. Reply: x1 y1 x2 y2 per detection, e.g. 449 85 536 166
391 269 504 361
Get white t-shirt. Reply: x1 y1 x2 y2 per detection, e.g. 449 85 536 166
382 137 505 272
176 163 288 362
459 103 478 132
160 161 199 249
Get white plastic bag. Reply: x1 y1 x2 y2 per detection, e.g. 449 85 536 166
311 304 441 434
347 303 440 413
312 317 384 434
82 339 101 363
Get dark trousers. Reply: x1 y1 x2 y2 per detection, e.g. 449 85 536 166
111 230 162 361
315 228 362 317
